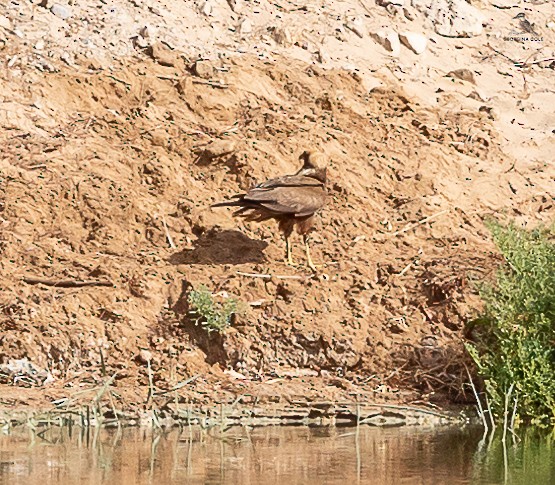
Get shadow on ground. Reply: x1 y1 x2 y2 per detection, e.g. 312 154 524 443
169 228 268 265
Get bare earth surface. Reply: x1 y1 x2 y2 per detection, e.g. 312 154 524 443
0 0 553 416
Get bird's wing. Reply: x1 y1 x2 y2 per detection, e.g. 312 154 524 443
255 174 324 189
244 184 326 217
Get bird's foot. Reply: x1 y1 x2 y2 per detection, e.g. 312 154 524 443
285 256 296 267
306 258 323 273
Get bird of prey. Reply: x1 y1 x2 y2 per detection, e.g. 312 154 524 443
513 13 540 36
212 150 327 271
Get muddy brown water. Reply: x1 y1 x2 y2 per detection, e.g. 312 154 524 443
0 425 553 484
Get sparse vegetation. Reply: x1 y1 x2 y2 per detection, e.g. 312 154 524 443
467 221 555 426
188 285 244 333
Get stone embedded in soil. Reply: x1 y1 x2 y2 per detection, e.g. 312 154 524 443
345 18 366 38
239 18 253 34
193 59 215 78
447 68 477 85
139 25 156 40
139 349 153 363
399 31 427 54
371 30 401 56
272 26 293 47
226 0 243 13
148 42 179 67
50 4 73 20
201 139 237 158
200 1 213 16
0 16 12 31
411 0 485 38
317 48 331 64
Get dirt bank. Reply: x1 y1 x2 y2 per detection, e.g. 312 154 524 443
0 0 553 415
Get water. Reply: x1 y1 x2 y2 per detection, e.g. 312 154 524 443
0 425 553 484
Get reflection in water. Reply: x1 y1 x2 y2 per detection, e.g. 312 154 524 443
0 425 553 484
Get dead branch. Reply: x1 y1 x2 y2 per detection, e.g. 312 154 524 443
22 277 114 288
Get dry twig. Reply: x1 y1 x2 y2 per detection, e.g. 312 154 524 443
22 277 114 288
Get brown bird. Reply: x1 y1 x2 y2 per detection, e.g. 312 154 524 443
212 150 327 271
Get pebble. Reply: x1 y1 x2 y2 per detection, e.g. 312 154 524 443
60 51 73 65
345 17 365 38
399 31 427 54
193 59 214 78
50 4 73 20
239 18 252 34
378 0 405 5
139 349 153 364
200 1 213 17
148 42 178 67
272 26 293 46
447 68 476 84
403 7 415 21
0 16 12 30
317 48 331 64
372 30 401 56
34 39 46 50
139 25 156 40
202 139 236 158
227 0 242 12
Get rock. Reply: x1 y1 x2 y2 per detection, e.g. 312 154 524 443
34 39 45 50
479 105 497 121
7 55 18 68
399 31 427 54
403 7 416 21
411 0 485 38
201 139 236 158
239 18 252 34
60 51 73 65
0 16 12 30
447 68 476 84
133 25 156 49
272 26 293 46
193 59 214 78
371 30 401 56
139 25 156 40
378 0 405 5
317 48 330 64
50 4 73 20
467 90 486 102
139 349 153 364
226 0 242 12
148 42 178 67
345 17 365 38
200 1 212 16
87 58 103 70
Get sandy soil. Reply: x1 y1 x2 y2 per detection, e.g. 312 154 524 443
0 0 553 415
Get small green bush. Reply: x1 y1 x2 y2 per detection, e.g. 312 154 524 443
187 285 243 333
466 221 555 426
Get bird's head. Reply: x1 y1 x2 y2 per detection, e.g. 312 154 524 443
297 150 327 183
513 12 526 20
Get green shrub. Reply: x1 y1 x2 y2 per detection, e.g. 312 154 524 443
187 285 244 333
466 221 555 426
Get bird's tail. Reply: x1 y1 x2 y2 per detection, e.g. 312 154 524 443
211 199 243 208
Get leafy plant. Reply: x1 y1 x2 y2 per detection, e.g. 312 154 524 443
466 221 555 426
187 285 244 333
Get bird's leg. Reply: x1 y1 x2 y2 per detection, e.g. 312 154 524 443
285 234 294 266
303 235 320 272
